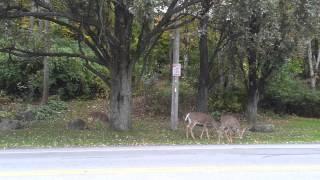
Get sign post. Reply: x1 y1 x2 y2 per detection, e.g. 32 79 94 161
170 28 180 130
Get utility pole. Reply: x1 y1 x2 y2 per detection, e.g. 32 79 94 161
170 28 180 130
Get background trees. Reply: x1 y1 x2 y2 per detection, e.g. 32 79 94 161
1 0 320 131
0 0 204 131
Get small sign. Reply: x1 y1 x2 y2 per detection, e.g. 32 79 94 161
172 63 181 77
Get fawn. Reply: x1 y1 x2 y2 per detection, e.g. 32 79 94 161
185 112 219 139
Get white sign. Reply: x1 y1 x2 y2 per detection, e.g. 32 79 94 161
172 63 181 77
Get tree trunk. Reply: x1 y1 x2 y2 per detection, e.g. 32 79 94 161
110 61 133 131
41 58 49 104
41 20 50 105
110 5 133 131
182 27 190 78
307 40 316 90
247 46 259 127
197 14 209 113
247 86 259 128
183 53 189 78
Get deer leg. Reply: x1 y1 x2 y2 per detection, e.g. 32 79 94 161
186 125 190 139
200 127 205 139
225 130 231 143
218 133 221 144
228 131 233 143
217 128 224 144
205 126 210 139
190 124 196 139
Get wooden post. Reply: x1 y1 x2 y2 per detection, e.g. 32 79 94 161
170 28 180 130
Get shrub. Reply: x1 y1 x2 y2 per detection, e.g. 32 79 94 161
0 56 108 100
31 100 67 121
208 87 246 113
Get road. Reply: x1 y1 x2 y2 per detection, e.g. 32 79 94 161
1 144 320 179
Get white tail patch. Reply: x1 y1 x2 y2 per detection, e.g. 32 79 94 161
184 113 191 123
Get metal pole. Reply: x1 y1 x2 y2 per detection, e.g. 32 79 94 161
170 28 180 130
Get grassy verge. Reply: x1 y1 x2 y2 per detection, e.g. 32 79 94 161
1 100 320 149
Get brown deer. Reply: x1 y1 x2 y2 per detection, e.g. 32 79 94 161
185 112 219 139
87 111 109 128
218 114 247 143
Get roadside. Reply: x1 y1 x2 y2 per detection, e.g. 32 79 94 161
1 99 320 149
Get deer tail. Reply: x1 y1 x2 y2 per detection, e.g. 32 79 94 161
185 113 191 123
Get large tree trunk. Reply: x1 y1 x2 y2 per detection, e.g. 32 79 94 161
197 14 209 113
110 62 133 131
247 86 259 128
110 4 133 131
247 47 259 127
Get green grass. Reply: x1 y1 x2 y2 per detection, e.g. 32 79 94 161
1 100 320 149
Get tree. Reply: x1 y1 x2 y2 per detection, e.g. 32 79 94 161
196 0 237 112
294 0 320 90
0 0 204 131
226 0 296 128
196 1 210 113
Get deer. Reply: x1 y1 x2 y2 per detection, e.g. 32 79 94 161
218 114 247 143
87 111 109 128
67 119 88 130
185 112 220 139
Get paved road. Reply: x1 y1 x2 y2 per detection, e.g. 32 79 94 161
1 144 320 179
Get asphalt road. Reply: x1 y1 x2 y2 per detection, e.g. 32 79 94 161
1 144 320 180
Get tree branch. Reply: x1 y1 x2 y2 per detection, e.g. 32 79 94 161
0 46 97 63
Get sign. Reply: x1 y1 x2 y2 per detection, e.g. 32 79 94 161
172 63 181 77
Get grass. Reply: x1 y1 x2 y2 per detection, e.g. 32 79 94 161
1 99 320 149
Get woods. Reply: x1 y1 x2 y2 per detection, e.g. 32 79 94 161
1 0 320 134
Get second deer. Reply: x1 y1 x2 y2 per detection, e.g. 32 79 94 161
218 114 247 143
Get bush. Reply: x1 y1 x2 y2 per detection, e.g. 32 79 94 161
208 86 246 113
31 100 67 121
262 59 320 117
144 80 196 116
0 56 108 100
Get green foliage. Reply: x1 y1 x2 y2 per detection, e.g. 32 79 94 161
208 86 246 113
31 100 67 121
49 59 108 100
264 58 320 117
143 80 196 116
0 56 41 98
0 55 108 100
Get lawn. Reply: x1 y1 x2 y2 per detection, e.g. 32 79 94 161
1 99 320 149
